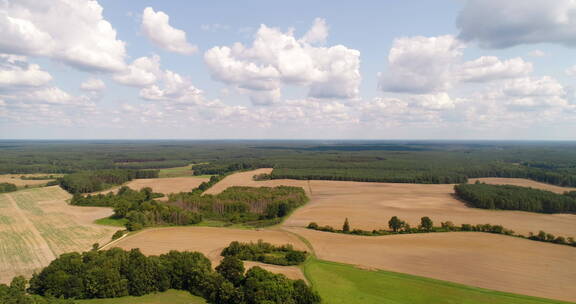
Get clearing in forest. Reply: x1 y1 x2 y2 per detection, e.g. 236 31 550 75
0 174 59 188
91 176 210 197
0 186 115 283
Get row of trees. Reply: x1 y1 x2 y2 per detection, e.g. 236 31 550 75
454 183 576 213
307 217 576 247
221 240 307 266
0 182 17 193
59 169 159 194
27 248 320 304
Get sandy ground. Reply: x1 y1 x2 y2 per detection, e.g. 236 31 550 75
469 177 576 194
0 186 115 283
0 174 57 187
112 226 307 280
289 228 576 302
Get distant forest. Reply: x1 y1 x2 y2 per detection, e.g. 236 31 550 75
1 140 575 187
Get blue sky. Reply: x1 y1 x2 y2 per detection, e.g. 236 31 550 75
0 0 575 139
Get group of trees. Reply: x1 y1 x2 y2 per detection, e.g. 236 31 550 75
193 162 272 176
0 277 73 304
307 217 576 247
454 183 576 213
169 186 308 226
221 240 307 266
72 187 201 231
26 248 320 304
0 182 17 193
59 169 159 194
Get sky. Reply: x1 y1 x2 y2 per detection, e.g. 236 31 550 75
0 0 575 140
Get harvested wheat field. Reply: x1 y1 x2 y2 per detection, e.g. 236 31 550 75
0 186 115 283
91 176 210 197
204 168 310 196
290 228 576 302
0 174 58 188
112 226 307 280
469 177 576 194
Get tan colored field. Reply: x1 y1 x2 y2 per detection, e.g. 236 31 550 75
0 174 58 187
91 176 210 197
204 168 310 196
290 228 576 302
0 186 115 283
469 177 576 194
112 226 307 280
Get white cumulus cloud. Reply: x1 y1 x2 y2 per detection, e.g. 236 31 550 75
0 0 126 72
0 54 52 88
457 0 576 48
142 7 197 55
459 56 533 83
204 19 360 105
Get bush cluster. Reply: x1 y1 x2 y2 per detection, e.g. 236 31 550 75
26 248 320 304
221 240 307 266
0 182 17 193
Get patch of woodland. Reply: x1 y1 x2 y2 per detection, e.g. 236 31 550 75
308 216 576 247
454 182 576 213
221 240 307 266
59 169 159 194
14 247 320 304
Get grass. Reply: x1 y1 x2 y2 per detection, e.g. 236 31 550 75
95 216 128 227
75 289 206 304
303 258 572 304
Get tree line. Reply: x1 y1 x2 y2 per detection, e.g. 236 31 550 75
26 247 320 304
0 182 17 193
59 169 159 194
454 183 576 213
221 240 307 266
307 216 576 247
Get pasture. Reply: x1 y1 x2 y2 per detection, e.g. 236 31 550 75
0 186 115 283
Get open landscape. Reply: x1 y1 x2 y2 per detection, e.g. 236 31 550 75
0 186 116 283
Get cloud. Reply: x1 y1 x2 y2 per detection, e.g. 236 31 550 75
566 65 576 77
200 24 230 32
113 55 161 87
139 70 203 104
379 35 463 94
0 54 52 88
457 0 576 48
204 19 360 104
142 7 197 55
528 50 546 57
0 0 126 72
80 78 105 91
301 18 328 45
459 56 533 83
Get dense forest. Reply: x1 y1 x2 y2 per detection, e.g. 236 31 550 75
454 183 576 213
27 247 320 304
221 240 307 266
59 169 158 194
169 186 308 226
1 140 575 186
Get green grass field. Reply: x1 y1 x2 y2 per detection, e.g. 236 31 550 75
95 216 128 227
75 290 206 304
303 259 571 304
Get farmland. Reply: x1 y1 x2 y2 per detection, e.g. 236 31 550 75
0 186 115 283
0 174 58 188
469 178 576 194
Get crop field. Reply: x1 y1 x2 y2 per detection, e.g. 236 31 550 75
469 178 576 194
0 174 58 188
304 259 572 304
204 168 310 195
294 229 576 302
91 176 210 197
158 164 195 178
112 226 307 280
0 186 115 283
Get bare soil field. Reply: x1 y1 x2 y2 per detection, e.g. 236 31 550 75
204 169 310 196
0 174 58 187
289 228 576 302
469 177 576 194
0 186 115 283
91 176 210 197
112 226 307 280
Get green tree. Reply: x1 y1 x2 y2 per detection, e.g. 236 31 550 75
388 216 402 232
420 217 433 231
216 256 245 286
342 218 350 232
